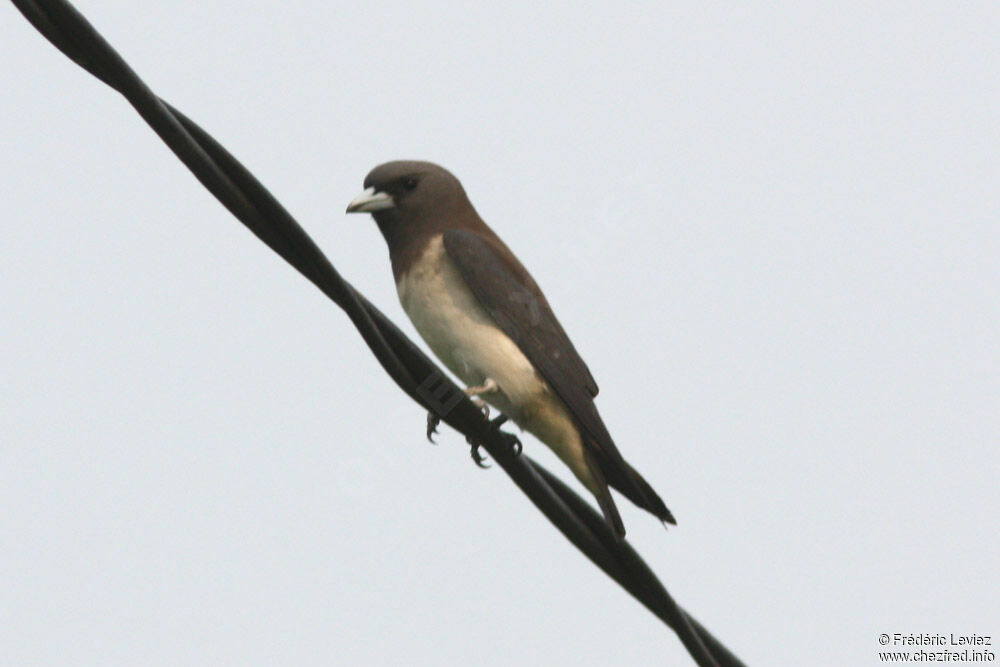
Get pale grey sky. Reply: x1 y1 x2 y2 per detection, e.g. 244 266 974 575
3 2 998 665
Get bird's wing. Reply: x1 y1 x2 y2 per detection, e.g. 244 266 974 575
442 228 628 469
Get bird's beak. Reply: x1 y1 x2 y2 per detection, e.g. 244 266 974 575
346 187 395 213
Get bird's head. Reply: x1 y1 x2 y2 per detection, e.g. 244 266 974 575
346 160 467 226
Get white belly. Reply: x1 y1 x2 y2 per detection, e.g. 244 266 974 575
396 235 544 423
396 234 595 492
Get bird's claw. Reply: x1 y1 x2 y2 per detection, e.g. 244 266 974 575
469 441 490 468
500 431 523 457
464 413 522 468
426 411 441 443
490 414 522 457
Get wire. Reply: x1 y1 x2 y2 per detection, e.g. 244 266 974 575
10 2 745 664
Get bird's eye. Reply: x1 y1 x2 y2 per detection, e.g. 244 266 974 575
403 177 418 190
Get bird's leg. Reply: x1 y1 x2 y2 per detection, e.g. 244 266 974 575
463 378 498 418
427 378 519 465
425 378 499 444
463 378 499 465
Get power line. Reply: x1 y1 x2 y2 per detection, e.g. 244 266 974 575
10 2 745 664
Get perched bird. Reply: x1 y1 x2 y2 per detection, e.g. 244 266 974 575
346 160 674 537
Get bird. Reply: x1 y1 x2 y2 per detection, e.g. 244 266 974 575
346 160 674 538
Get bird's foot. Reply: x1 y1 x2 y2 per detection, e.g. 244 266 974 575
425 380 495 444
466 413 522 468
498 429 523 458
488 414 522 457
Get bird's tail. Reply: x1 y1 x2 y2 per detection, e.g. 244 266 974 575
616 463 676 526
590 444 676 527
